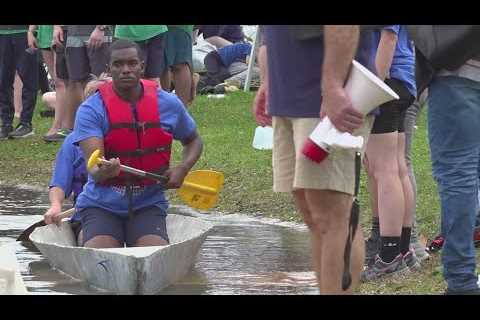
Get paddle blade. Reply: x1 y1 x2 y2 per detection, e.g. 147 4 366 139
16 220 46 242
178 170 224 211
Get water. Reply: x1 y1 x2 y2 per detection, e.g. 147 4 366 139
0 186 318 295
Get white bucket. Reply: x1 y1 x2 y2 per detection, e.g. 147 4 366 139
252 126 273 150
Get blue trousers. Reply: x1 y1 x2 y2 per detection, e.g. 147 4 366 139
428 76 480 291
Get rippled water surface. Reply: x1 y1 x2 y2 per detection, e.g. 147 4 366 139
0 186 317 295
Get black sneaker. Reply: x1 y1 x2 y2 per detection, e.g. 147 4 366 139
0 125 13 139
8 123 34 138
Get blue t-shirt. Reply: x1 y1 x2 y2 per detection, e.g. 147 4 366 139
372 25 417 98
49 133 87 222
72 88 197 217
263 25 376 118
217 43 252 67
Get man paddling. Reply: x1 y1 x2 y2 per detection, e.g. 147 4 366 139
72 39 203 248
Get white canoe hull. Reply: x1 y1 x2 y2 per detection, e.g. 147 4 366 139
30 214 213 294
0 244 28 295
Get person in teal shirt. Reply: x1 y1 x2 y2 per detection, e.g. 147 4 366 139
160 25 196 107
114 25 168 84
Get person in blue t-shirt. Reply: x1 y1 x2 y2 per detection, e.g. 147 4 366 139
72 39 203 249
44 133 87 244
196 25 245 49
199 42 252 92
362 25 418 281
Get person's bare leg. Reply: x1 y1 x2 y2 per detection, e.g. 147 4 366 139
364 154 379 220
42 92 56 109
172 63 193 106
305 189 361 294
14 72 22 118
160 69 172 92
63 80 85 130
366 133 404 237
54 79 66 131
134 235 169 247
398 132 414 228
83 235 122 248
292 189 320 282
77 230 84 247
42 50 66 136
191 72 199 103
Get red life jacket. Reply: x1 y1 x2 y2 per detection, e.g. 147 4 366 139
98 79 172 187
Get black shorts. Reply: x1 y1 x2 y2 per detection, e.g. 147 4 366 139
371 78 415 134
54 32 69 81
135 33 166 78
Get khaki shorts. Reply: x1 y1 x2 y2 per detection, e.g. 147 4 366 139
272 115 374 195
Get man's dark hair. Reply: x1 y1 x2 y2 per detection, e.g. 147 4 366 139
108 39 144 61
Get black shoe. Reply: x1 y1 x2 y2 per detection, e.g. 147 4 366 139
0 125 13 139
8 123 34 138
445 287 480 295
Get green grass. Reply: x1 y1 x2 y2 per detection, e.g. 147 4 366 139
1 91 477 294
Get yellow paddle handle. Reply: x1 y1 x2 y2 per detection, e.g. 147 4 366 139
87 149 101 170
182 181 217 195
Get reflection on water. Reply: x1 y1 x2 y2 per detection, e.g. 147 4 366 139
0 186 318 295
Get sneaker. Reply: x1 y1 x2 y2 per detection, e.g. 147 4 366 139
56 128 73 138
410 227 430 261
474 227 480 248
0 125 13 139
361 254 408 282
43 131 66 143
403 250 421 272
427 234 444 253
8 123 34 138
365 228 380 267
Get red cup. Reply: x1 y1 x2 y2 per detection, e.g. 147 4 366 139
302 138 329 163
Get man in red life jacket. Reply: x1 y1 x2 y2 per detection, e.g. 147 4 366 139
72 39 203 249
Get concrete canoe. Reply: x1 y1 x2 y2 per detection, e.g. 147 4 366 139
0 244 28 295
29 214 214 294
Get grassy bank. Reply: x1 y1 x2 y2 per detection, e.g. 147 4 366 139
1 91 477 294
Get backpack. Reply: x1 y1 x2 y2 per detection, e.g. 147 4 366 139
407 25 480 95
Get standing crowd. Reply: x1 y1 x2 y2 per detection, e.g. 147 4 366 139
1 25 480 295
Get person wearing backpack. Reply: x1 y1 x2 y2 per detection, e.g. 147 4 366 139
409 25 480 295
